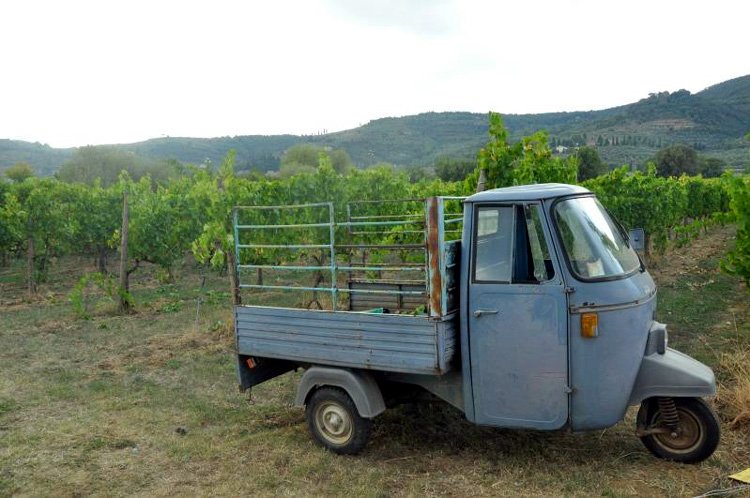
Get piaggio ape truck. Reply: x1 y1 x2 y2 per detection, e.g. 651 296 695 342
233 184 720 463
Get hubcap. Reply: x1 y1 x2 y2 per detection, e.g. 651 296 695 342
653 408 703 453
314 401 353 445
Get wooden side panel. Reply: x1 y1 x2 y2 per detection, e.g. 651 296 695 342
347 282 426 312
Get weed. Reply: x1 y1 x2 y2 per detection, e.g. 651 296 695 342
205 290 231 305
165 359 182 370
68 271 133 319
0 397 17 416
0 475 17 496
159 300 183 313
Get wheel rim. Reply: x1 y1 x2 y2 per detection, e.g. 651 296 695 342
651 407 704 454
314 401 353 446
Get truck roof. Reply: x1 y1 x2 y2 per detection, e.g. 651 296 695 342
464 183 590 203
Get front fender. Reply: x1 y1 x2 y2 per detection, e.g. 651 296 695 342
628 348 716 405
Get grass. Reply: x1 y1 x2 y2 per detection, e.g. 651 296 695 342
716 350 750 430
1 229 749 497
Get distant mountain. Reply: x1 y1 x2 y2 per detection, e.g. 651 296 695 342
2 74 749 176
0 140 73 176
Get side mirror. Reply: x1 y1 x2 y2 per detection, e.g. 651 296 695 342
629 228 645 252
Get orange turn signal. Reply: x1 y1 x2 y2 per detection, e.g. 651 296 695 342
246 357 257 369
581 313 599 338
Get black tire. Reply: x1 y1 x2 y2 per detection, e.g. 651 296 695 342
638 397 720 464
305 387 371 455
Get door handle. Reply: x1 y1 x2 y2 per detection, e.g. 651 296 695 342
473 309 499 318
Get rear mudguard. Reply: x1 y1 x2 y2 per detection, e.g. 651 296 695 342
294 366 386 418
628 348 716 405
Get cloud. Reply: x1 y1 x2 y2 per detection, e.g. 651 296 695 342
323 0 457 36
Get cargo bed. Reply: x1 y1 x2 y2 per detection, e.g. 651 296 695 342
235 306 457 375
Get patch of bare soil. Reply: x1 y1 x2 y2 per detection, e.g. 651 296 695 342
145 331 229 363
648 225 735 286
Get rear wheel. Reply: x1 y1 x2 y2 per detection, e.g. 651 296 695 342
637 397 720 464
306 387 371 455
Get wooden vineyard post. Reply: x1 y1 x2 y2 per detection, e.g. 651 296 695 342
119 190 131 313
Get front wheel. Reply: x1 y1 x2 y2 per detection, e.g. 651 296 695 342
306 387 371 455
637 397 720 464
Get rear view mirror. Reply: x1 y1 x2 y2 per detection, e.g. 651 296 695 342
629 228 645 252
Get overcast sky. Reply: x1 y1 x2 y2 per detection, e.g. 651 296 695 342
1 0 748 148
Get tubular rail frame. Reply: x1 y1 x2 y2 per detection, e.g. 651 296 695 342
232 197 465 315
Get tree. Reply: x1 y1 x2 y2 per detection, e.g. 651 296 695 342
56 146 179 186
466 113 578 191
191 150 246 304
721 176 750 288
279 161 317 177
57 146 139 185
653 144 699 177
126 177 202 281
699 157 725 178
8 179 80 295
434 156 476 182
5 162 35 182
281 143 320 169
280 144 353 175
467 113 518 190
0 189 23 265
512 131 578 186
328 148 354 175
403 164 434 183
575 146 607 180
74 182 126 273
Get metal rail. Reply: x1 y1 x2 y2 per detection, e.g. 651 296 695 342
234 202 338 308
233 197 465 314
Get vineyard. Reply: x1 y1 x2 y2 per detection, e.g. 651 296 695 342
0 164 742 299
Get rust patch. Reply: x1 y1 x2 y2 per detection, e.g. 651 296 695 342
426 197 443 317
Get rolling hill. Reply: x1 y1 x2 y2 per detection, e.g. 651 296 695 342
2 74 749 176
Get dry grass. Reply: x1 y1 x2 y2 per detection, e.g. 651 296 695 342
1 229 750 497
716 350 750 431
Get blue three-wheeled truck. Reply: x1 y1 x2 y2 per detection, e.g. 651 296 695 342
233 184 720 463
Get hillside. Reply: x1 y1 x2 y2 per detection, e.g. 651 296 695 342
1 75 749 175
0 140 73 177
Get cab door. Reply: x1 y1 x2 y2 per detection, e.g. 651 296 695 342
468 203 568 429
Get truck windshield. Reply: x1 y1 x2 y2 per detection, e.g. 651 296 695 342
554 196 641 280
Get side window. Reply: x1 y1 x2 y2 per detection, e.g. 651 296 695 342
473 204 555 284
473 206 514 282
